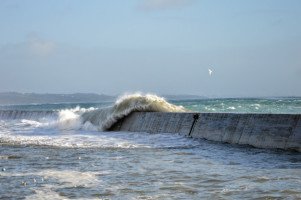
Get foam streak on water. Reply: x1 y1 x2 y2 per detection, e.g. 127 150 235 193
172 97 301 114
0 94 301 199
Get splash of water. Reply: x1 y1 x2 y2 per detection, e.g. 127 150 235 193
80 93 187 131
0 93 187 132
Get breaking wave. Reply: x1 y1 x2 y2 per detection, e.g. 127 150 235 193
0 93 187 131
80 93 187 131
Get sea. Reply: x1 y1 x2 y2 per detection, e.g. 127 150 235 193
0 94 301 200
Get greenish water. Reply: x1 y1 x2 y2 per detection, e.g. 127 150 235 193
1 97 301 114
172 97 301 114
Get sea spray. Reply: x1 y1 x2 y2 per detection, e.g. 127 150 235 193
80 93 188 131
58 106 95 130
0 93 187 132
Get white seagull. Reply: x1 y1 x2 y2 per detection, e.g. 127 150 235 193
208 68 213 76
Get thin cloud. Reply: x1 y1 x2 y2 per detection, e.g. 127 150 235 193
0 38 57 59
139 0 196 10
29 40 56 56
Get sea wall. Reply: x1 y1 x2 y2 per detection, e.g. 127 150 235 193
110 112 301 152
0 110 57 120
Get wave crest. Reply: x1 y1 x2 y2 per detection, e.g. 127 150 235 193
0 94 187 132
80 93 187 131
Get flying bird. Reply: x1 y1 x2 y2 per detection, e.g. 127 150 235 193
208 68 213 76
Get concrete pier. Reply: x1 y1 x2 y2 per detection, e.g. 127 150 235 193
110 112 301 152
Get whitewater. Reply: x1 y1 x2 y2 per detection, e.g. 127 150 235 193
0 94 301 199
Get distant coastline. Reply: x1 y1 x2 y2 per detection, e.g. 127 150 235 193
0 92 206 105
0 92 115 105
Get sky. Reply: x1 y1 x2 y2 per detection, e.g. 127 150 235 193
0 0 300 97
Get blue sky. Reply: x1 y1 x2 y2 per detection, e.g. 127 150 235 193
0 0 300 96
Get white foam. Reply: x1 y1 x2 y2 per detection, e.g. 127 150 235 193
0 122 199 149
0 94 192 148
54 93 188 132
0 94 187 133
1 170 104 200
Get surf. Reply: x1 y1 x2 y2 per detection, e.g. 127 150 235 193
80 93 188 131
0 93 188 132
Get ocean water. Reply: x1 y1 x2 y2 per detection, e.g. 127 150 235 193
0 94 301 199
